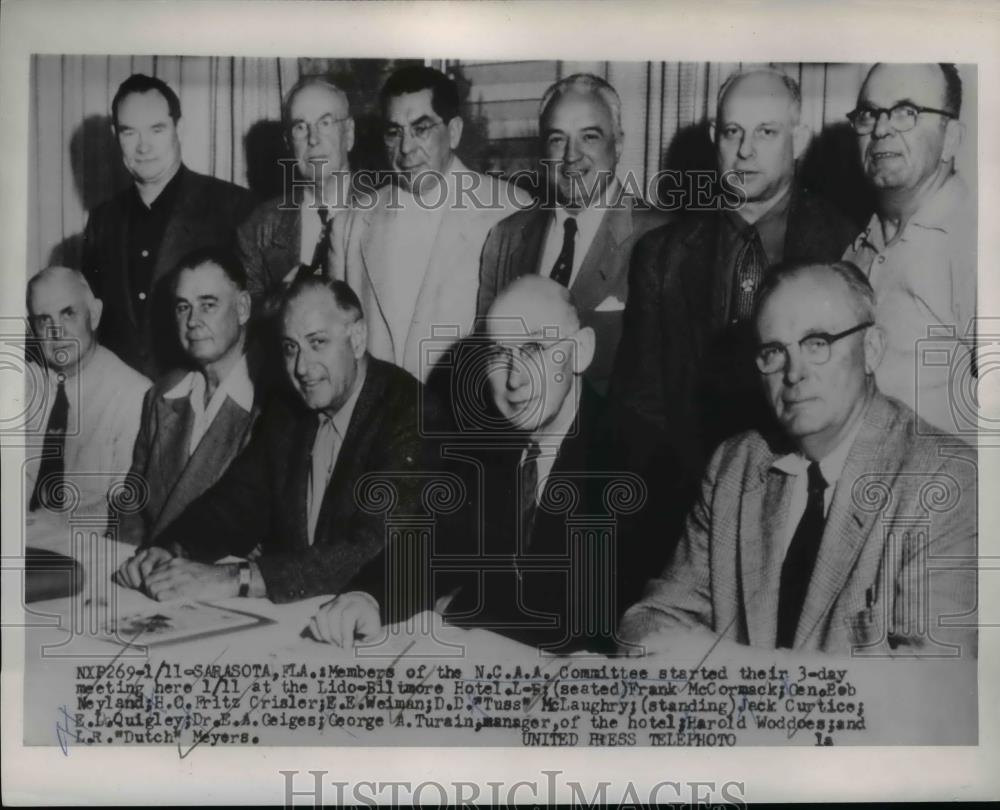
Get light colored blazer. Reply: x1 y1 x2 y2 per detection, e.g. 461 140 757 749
117 370 259 547
335 158 532 381
621 393 978 657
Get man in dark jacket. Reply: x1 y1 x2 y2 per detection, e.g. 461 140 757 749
82 74 255 377
610 68 858 558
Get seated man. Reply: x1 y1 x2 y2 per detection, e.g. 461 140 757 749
115 248 259 547
619 260 977 657
311 276 651 652
115 276 445 603
25 267 151 524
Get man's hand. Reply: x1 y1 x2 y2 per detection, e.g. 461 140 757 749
113 546 175 591
308 592 381 647
142 559 240 602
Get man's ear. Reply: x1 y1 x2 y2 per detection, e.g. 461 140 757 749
344 116 356 155
863 324 886 375
236 290 251 327
791 122 812 161
571 326 596 375
448 116 464 151
88 296 104 332
175 116 185 143
349 318 367 359
942 118 964 163
708 120 717 145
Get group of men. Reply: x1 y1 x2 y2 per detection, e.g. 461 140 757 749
24 60 976 659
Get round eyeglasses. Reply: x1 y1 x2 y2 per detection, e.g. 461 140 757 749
755 322 873 374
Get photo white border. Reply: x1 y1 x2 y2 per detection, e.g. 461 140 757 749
2 0 998 803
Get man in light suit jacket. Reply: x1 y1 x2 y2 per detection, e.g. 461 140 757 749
83 74 256 377
116 275 447 605
620 260 977 657
236 75 355 302
336 66 531 384
476 73 670 395
116 247 259 547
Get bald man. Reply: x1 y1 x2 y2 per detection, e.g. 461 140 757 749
237 75 356 301
620 260 976 657
611 69 858 561
843 63 974 437
25 266 151 524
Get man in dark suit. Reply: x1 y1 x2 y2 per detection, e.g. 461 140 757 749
619 260 977 657
610 69 858 553
115 247 259 547
476 73 669 395
82 74 255 378
115 276 445 604
236 75 355 302
310 276 651 652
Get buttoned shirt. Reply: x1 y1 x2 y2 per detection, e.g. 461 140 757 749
770 414 865 558
843 173 975 436
24 345 151 520
307 366 366 544
539 179 622 289
126 164 184 316
162 354 254 456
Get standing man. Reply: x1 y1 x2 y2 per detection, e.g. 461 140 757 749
476 73 669 394
25 267 151 523
115 276 447 604
843 63 974 436
83 74 255 377
611 69 857 550
116 248 259 547
619 261 976 657
236 76 355 301
337 65 531 383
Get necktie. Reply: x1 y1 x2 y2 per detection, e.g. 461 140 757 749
549 217 578 287
519 442 542 544
307 208 333 275
29 377 69 512
776 461 828 648
307 415 339 545
731 225 767 323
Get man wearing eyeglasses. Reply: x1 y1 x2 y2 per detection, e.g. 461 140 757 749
843 63 975 438
619 260 977 657
337 65 531 385
610 69 857 562
83 74 255 378
237 76 356 303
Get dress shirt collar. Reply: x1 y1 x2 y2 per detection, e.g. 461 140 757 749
855 171 966 251
131 162 185 212
163 353 254 413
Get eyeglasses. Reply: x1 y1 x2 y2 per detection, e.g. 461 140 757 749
489 334 576 367
755 322 873 375
846 103 956 135
382 119 442 146
288 114 349 144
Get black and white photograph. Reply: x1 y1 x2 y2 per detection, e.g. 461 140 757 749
2 0 997 805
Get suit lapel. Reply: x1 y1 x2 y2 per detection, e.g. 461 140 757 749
153 397 255 536
795 396 893 647
740 460 793 647
153 170 198 284
155 395 194 503
358 201 397 349
514 209 550 280
570 200 632 313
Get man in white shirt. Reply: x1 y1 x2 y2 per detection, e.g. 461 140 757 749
477 73 669 394
619 259 977 657
24 266 151 525
843 63 975 437
237 75 355 301
116 247 258 546
337 65 531 383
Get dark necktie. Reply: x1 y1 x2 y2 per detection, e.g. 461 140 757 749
307 208 333 274
519 442 542 545
29 377 69 512
549 217 578 287
776 461 828 648
731 225 767 323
